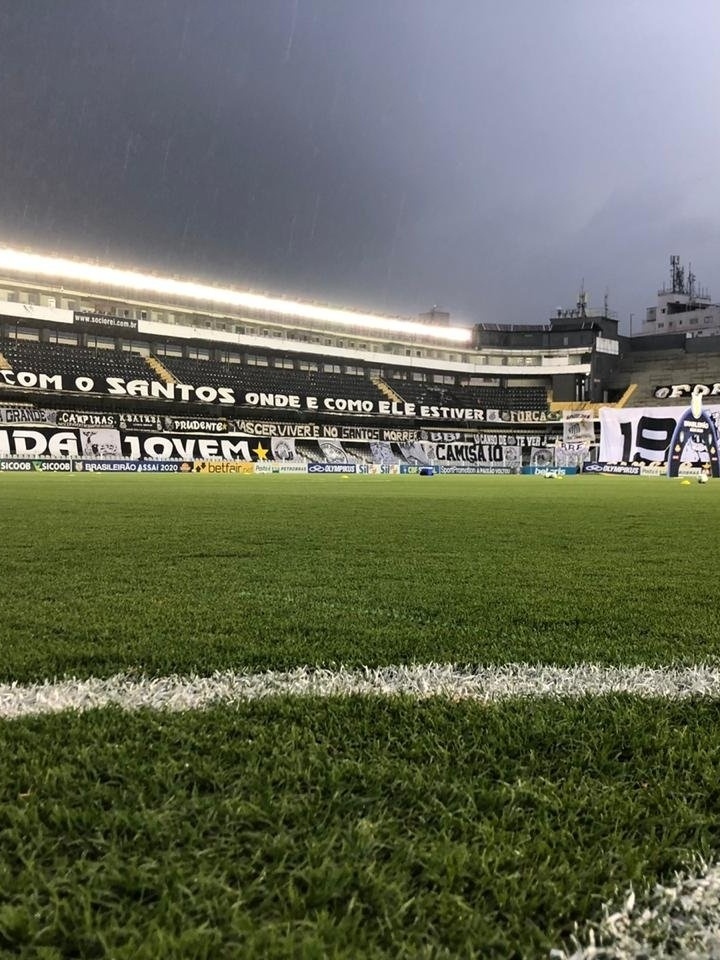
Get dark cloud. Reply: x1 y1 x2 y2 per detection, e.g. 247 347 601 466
1 0 718 330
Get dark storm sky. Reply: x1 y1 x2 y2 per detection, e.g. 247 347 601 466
1 1 719 330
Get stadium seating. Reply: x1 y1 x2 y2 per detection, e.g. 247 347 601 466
452 384 548 410
0 338 152 382
341 443 372 463
160 356 387 404
385 377 548 411
607 344 720 406
383 379 450 407
156 357 245 390
0 339 549 420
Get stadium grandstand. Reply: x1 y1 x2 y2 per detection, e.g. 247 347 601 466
8 247 719 474
605 335 720 407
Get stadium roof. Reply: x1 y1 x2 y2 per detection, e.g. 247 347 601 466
0 248 473 344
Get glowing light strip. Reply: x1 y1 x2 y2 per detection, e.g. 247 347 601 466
0 249 472 343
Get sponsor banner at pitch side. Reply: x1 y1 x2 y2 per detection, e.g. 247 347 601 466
521 466 578 476
582 462 642 476
253 462 307 474
0 458 73 472
307 463 357 474
399 465 438 475
438 465 515 475
583 462 706 478
74 460 194 473
0 458 194 473
193 460 255 475
639 463 703 477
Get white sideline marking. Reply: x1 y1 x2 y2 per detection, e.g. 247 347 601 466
555 861 720 959
3 663 720 719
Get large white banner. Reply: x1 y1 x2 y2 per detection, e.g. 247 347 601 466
600 405 720 464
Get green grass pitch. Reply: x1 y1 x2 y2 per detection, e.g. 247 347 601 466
2 473 720 957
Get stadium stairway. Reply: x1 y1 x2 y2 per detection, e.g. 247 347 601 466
372 376 404 403
614 383 638 407
146 355 176 383
0 352 11 371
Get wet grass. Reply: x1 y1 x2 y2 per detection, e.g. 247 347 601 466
3 696 720 959
3 473 720 957
1 473 720 682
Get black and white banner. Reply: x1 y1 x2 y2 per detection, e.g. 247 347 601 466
600 406 720 475
118 412 165 431
486 409 560 423
55 411 119 428
502 445 522 467
166 417 229 433
0 423 560 466
0 425 521 466
0 368 559 421
563 410 595 444
0 427 256 461
529 447 555 468
0 427 346 463
653 382 720 400
0 407 54 424
234 421 552 444
433 441 506 465
270 436 298 461
0 370 237 405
